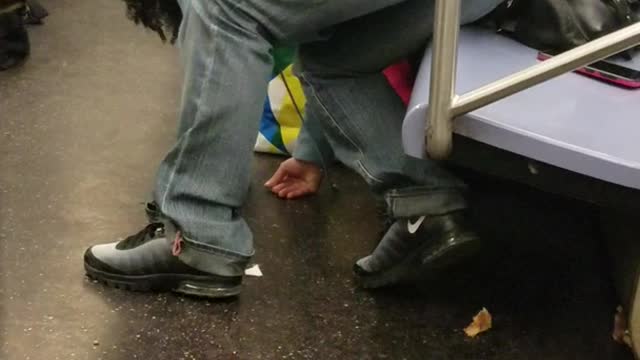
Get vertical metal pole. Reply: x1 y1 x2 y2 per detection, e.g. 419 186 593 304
426 0 461 160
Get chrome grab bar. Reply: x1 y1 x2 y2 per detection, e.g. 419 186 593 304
426 0 640 160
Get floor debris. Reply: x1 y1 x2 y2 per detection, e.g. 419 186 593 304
464 308 492 338
245 264 263 277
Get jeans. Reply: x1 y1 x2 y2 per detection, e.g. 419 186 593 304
156 0 504 275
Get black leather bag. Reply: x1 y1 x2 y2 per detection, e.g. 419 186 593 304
491 0 639 55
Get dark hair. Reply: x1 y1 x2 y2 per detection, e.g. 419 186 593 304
121 0 182 43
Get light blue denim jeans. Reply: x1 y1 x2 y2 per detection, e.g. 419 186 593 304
156 0 504 275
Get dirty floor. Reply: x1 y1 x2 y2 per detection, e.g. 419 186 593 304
0 0 633 359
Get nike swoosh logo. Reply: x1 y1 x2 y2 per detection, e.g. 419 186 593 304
407 216 426 234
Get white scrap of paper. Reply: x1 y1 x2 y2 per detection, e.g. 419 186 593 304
245 264 263 277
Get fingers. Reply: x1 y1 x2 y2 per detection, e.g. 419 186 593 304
278 186 313 199
275 183 302 197
286 189 307 199
270 182 287 194
265 158 321 200
278 184 314 199
265 164 288 188
278 185 298 198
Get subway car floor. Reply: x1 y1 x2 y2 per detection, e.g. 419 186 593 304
0 0 633 359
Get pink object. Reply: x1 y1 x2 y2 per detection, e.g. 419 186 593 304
172 231 183 256
383 60 416 107
537 52 640 89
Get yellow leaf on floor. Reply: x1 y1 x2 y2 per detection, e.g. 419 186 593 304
464 308 492 338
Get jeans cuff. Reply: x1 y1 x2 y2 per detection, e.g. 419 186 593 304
385 187 467 218
163 220 253 277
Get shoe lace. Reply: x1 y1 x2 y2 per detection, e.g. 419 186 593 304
117 222 165 250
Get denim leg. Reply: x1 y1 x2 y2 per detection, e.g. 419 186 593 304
292 113 335 168
154 0 411 274
297 0 503 218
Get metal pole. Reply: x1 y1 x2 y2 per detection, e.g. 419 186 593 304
451 22 640 117
425 0 461 160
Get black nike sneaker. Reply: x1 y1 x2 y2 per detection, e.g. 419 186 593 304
354 211 480 288
84 222 243 298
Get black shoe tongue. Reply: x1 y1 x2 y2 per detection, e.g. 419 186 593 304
116 223 165 250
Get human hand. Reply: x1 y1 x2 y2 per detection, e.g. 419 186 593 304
264 158 323 199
